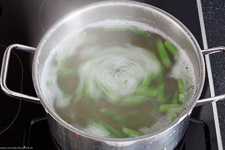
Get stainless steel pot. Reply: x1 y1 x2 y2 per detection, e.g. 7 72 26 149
1 1 225 150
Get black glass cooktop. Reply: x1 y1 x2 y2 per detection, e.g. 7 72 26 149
0 0 219 149
201 0 225 149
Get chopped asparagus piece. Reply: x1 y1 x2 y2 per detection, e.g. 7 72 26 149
172 91 179 104
156 39 171 68
123 127 143 137
92 116 126 138
157 69 164 82
100 108 124 125
129 26 151 37
178 93 185 102
178 78 186 92
159 104 186 112
122 96 148 106
170 112 176 122
142 72 153 88
164 40 179 56
92 122 110 136
136 87 158 98
79 31 97 44
156 83 166 103
100 120 126 138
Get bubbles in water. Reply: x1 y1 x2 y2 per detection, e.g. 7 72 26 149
84 124 110 138
40 19 196 138
78 45 161 103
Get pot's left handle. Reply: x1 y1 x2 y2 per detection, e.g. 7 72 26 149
0 44 40 104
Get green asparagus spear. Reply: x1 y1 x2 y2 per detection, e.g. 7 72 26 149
156 39 171 68
164 40 179 56
129 26 151 37
100 120 126 138
142 72 153 88
178 78 186 92
136 87 158 98
79 31 97 44
172 91 179 104
92 115 126 138
92 122 110 136
122 96 148 106
123 127 143 137
100 108 124 125
157 69 164 82
156 83 166 103
178 93 185 102
159 104 186 112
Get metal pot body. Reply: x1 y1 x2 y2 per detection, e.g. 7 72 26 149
47 114 189 150
31 1 205 150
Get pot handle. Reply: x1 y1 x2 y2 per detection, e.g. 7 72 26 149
196 46 225 107
0 44 40 104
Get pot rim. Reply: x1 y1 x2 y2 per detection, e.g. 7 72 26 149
32 0 205 142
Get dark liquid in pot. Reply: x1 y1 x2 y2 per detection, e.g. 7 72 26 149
41 21 195 138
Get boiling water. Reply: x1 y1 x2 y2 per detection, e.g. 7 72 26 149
41 20 195 138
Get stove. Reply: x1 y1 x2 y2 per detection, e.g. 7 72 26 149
0 0 223 149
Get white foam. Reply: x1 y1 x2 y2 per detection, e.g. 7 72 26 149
87 20 197 98
40 20 166 108
83 124 110 138
40 46 73 109
89 19 168 38
168 42 196 103
40 19 196 116
139 109 180 135
169 47 195 80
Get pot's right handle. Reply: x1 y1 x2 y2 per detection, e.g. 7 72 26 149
196 46 225 107
0 44 40 104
